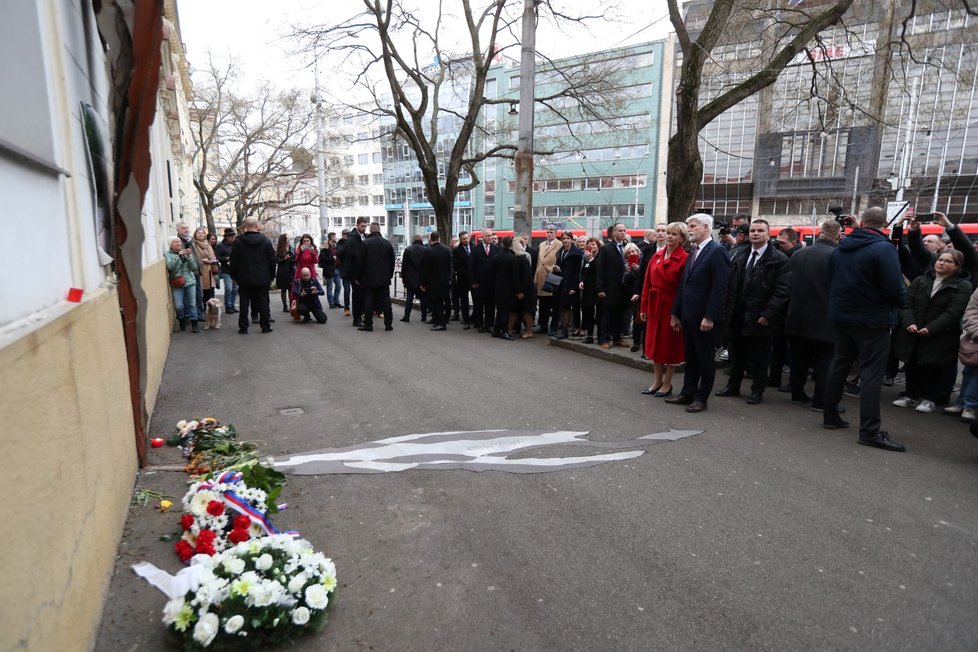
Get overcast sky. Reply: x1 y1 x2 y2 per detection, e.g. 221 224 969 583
176 0 672 94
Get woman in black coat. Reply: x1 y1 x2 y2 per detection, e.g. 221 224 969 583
275 234 296 313
553 232 583 339
492 238 521 340
893 249 973 412
578 238 602 344
511 237 537 338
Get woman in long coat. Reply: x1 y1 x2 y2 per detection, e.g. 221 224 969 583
192 227 219 311
639 221 689 396
492 237 521 340
893 249 972 412
553 231 583 339
578 238 602 344
275 234 296 313
511 237 537 338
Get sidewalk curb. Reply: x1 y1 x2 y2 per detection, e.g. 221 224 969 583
550 337 654 371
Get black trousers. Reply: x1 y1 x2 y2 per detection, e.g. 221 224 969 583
430 295 447 327
538 295 556 332
472 288 495 330
768 325 788 387
238 286 270 332
361 286 392 328
297 302 327 324
823 324 890 438
453 278 470 320
905 360 950 404
352 283 365 323
581 301 603 338
680 320 722 402
726 329 772 395
403 286 427 319
599 301 627 343
789 336 834 407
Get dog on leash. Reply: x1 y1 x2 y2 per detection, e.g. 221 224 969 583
203 298 223 330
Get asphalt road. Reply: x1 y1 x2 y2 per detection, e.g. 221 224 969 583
97 305 978 651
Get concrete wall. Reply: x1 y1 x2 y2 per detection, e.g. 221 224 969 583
1 289 136 651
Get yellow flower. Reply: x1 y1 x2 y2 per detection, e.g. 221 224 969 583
159 500 173 512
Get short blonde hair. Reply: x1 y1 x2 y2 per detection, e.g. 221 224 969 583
623 242 641 257
665 222 688 241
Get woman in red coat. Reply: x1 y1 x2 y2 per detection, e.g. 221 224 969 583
293 233 319 283
639 222 689 396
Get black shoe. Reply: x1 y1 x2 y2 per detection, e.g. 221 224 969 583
252 317 259 324
400 317 410 322
179 319 187 332
858 431 906 452
630 344 640 353
353 321 364 328
811 405 846 414
498 332 515 340
653 386 673 398
190 321 199 333
431 325 447 331
685 400 708 413
777 384 791 393
583 336 594 344
641 386 662 396
714 385 741 398
665 395 694 405
226 307 236 314
883 375 895 387
260 328 273 334
384 325 393 331
283 307 290 313
450 315 460 321
238 329 248 334
477 327 486 333
556 333 569 340
823 417 850 430
463 324 471 330
303 316 311 323
357 325 373 331
844 383 861 397
791 393 812 404
746 393 763 405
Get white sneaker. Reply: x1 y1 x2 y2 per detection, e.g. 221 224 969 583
943 404 964 415
915 400 936 413
961 408 975 422
892 397 918 408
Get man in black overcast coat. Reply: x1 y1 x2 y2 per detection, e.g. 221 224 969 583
356 223 395 332
229 217 276 334
469 228 500 333
421 231 453 330
400 235 428 322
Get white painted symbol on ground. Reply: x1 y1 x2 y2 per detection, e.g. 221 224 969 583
272 429 703 475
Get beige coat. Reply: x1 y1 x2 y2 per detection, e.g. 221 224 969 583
962 287 978 339
534 238 560 295
192 239 218 291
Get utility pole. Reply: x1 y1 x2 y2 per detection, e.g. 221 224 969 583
513 0 537 237
314 45 329 240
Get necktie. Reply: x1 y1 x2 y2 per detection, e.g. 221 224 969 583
485 244 490 256
617 243 624 257
465 245 469 254
746 250 758 275
688 245 700 270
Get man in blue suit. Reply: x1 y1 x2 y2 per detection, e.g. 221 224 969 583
666 213 731 413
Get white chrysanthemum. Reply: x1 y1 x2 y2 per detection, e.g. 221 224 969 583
292 606 311 625
254 553 273 571
224 614 244 634
192 612 219 647
321 573 337 593
189 490 218 516
305 584 329 610
162 597 186 625
176 420 188 429
250 581 277 608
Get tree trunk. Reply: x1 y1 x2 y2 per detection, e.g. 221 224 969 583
666 134 703 223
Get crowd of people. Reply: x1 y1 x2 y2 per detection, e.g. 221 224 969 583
167 208 978 452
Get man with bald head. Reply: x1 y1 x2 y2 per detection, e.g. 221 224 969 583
821 206 907 452
229 217 276 334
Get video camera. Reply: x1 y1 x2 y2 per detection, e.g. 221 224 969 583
716 221 731 237
828 206 856 229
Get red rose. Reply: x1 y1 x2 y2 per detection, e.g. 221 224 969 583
175 540 194 562
180 514 195 531
233 515 250 531
196 542 216 556
206 500 225 516
228 528 250 544
196 529 216 544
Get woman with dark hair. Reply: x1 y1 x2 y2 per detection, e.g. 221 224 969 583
639 222 689 396
294 233 319 280
893 249 973 413
275 233 296 313
579 237 603 344
552 231 583 339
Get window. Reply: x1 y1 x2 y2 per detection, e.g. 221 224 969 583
358 153 369 165
358 195 370 206
373 194 384 205
358 174 369 184
376 215 386 226
343 155 354 165
373 173 384 184
486 78 497 98
372 152 382 164
509 75 520 90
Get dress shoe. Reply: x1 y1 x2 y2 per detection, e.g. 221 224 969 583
430 325 447 331
498 332 515 340
477 327 486 333
582 336 594 344
653 386 673 398
384 325 393 331
353 321 364 328
450 315 460 321
791 393 812 404
343 308 351 316
630 344 640 353
746 393 763 405
714 385 741 398
463 324 471 330
641 385 662 395
664 394 694 405
400 316 410 322
357 325 373 331
857 431 906 452
822 417 850 430
238 329 248 334
260 328 273 334
267 317 276 323
685 400 708 413
613 339 629 348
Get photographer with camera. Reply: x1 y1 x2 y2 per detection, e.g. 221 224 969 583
718 213 750 251
906 211 978 284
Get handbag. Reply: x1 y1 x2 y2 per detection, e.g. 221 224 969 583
169 275 185 288
959 334 978 366
543 271 563 293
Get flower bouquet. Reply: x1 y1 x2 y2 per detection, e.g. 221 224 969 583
162 534 337 650
176 471 294 562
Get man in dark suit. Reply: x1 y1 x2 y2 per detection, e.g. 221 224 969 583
421 231 453 330
356 223 395 332
469 228 500 333
452 231 473 327
343 217 368 327
714 219 791 405
399 235 427 322
595 223 630 348
785 220 841 410
667 213 731 413
229 217 276 334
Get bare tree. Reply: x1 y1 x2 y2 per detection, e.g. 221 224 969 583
295 0 631 240
189 58 323 231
